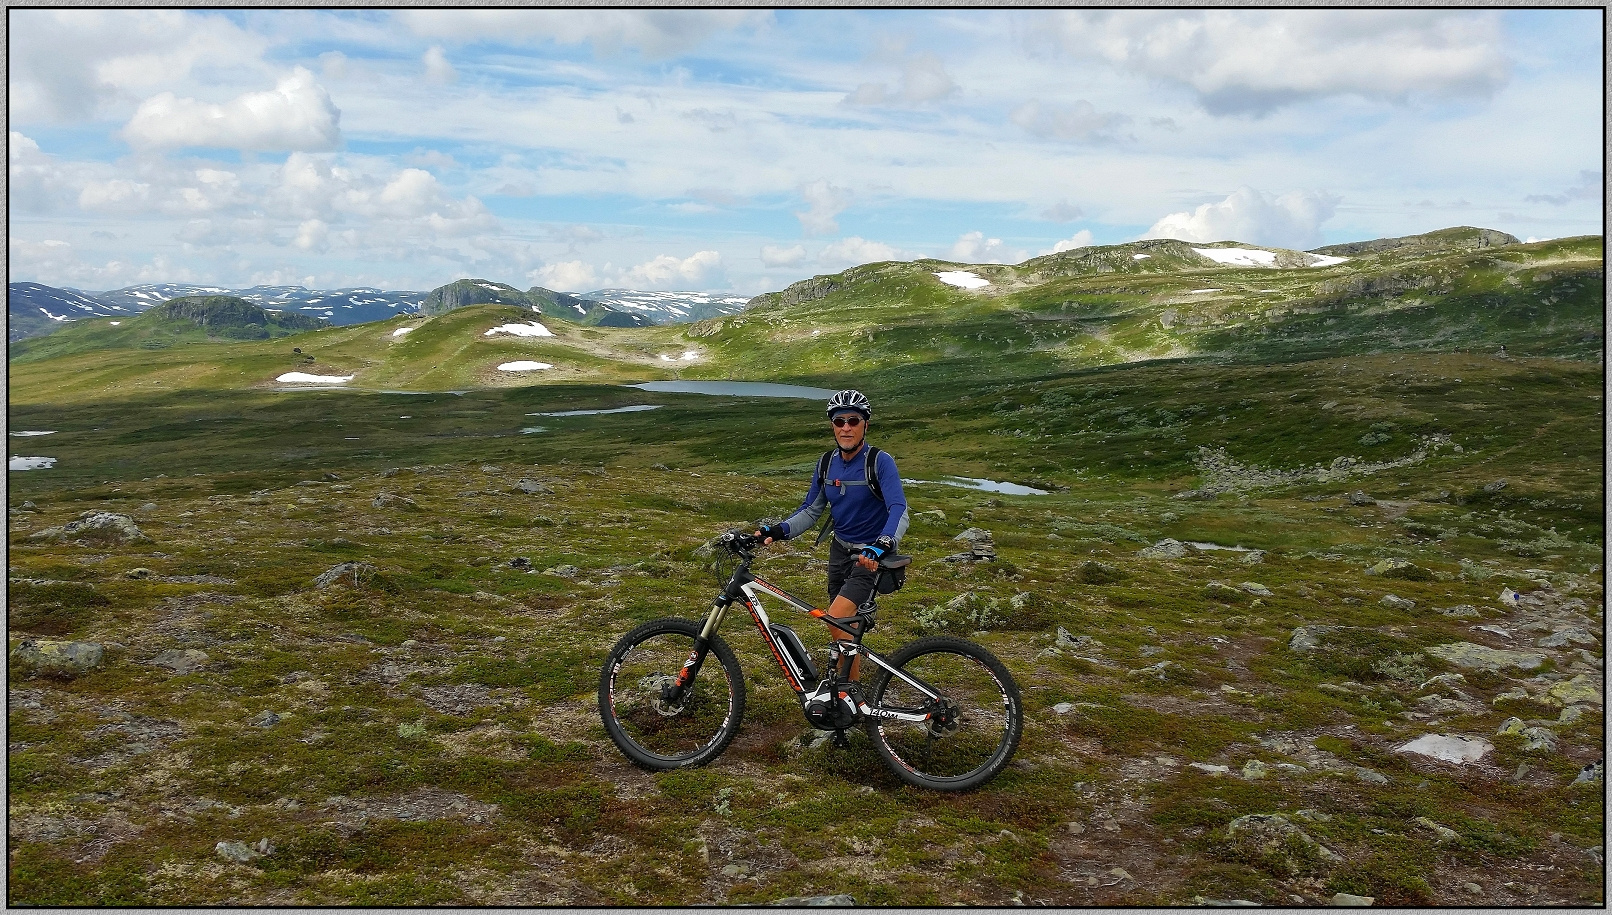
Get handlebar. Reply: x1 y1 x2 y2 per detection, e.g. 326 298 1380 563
719 530 762 556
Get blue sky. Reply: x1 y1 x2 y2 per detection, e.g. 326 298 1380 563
9 8 1603 295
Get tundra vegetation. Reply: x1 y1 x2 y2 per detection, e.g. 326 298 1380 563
7 229 1603 905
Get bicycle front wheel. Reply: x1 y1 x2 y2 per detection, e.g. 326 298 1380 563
864 636 1022 791
598 618 745 770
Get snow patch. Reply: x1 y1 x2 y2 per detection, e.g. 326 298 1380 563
498 361 552 372
277 372 354 384
392 326 416 337
681 350 698 361
1132 254 1150 260
1187 289 1221 294
484 321 553 338
1192 247 1278 267
10 431 57 436
10 456 57 471
934 271 990 289
109 321 121 325
1306 253 1350 267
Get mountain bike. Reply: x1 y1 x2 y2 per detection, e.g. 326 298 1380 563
598 531 1022 791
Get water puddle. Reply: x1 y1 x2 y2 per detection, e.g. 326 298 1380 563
10 456 57 471
9 431 57 437
527 405 664 418
904 476 1049 496
520 427 547 434
628 381 835 399
1187 541 1257 552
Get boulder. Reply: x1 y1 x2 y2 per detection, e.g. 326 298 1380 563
1425 642 1545 673
1241 550 1266 565
1538 627 1598 649
769 895 857 907
1571 760 1602 785
29 511 147 543
151 648 210 675
1204 581 1248 603
1225 814 1341 866
1395 734 1492 764
1139 538 1188 560
515 479 552 495
1347 491 1377 506
1495 717 1527 737
1239 582 1272 597
1546 674 1601 706
1379 594 1416 611
10 638 105 676
1519 727 1557 753
1436 604 1480 618
953 527 993 544
912 509 946 522
1365 558 1430 580
314 561 377 590
1331 893 1375 906
544 565 580 578
371 492 418 510
1288 626 1335 652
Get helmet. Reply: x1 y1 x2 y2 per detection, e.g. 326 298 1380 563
826 389 872 420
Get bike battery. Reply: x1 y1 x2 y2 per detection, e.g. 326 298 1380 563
769 623 818 681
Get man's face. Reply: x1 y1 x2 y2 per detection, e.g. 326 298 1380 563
831 411 866 450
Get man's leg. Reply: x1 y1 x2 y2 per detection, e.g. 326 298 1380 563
823 541 863 680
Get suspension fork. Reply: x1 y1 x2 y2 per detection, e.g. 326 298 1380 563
665 598 731 702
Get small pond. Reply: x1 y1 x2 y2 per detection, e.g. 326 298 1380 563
10 456 57 471
904 476 1049 496
528 405 664 417
10 431 57 437
628 381 836 399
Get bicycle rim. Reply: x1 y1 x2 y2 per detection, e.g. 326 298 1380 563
602 624 740 767
870 643 1019 789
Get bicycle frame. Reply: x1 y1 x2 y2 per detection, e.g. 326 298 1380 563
669 551 939 724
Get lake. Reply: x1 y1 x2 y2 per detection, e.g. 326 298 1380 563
627 381 836 399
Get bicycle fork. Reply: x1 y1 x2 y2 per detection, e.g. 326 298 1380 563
664 600 730 704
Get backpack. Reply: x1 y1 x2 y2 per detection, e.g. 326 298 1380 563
810 446 884 548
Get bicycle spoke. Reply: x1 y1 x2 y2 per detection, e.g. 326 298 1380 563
604 626 739 764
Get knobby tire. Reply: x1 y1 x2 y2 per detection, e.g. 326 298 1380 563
598 617 745 770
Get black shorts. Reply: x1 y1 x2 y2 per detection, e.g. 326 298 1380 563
827 539 878 609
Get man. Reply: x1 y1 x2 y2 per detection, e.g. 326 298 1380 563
756 389 909 680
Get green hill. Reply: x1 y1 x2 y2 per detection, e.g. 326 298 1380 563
9 295 328 362
421 278 648 327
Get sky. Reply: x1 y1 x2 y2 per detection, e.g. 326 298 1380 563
8 8 1604 295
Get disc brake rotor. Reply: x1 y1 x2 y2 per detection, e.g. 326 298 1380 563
637 673 685 716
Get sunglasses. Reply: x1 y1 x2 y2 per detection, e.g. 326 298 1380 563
831 415 863 428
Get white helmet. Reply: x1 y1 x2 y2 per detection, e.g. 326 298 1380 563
826 389 872 420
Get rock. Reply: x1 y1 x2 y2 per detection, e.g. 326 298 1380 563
1462 883 1483 895
1538 627 1599 649
1413 816 1460 842
314 561 377 590
1352 767 1389 785
1437 604 1480 618
1471 624 1510 639
1188 762 1230 776
1129 660 1172 679
10 639 105 676
1520 727 1558 752
544 565 579 578
769 895 857 907
371 492 417 510
912 509 946 522
1065 821 1086 835
151 648 210 675
1288 626 1335 652
1418 672 1466 691
1241 550 1266 564
1052 702 1075 715
1330 892 1374 906
125 567 154 579
480 465 503 474
1204 581 1247 602
251 710 282 728
30 511 148 543
515 479 552 495
1365 558 1430 580
1482 479 1507 493
21 500 39 511
1547 674 1602 706
1240 760 1269 779
216 839 272 863
1173 488 1218 501
1395 734 1492 764
1379 594 1416 611
1347 491 1376 506
1571 760 1602 785
1225 814 1340 865
139 502 158 512
1139 538 1188 559
954 527 993 544
1239 582 1272 596
1425 642 1545 673
1554 704 1587 725
1496 717 1527 737
1192 898 1259 907
508 557 531 570
1499 588 1522 607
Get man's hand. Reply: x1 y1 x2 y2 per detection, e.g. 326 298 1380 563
755 522 786 545
857 536 894 570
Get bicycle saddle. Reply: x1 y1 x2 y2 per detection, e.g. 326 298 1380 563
879 555 912 569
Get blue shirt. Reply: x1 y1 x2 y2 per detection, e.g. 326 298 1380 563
780 444 909 547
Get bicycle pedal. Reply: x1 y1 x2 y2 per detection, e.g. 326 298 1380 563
830 730 852 749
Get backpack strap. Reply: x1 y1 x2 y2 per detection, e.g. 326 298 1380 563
864 446 883 504
812 450 836 547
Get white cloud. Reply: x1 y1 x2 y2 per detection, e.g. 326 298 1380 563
531 260 600 291
1045 10 1509 114
423 46 458 84
796 180 851 236
1039 201 1085 222
1011 99 1128 142
1042 230 1094 255
818 237 902 271
1144 187 1340 249
293 219 330 252
760 244 807 268
122 68 342 152
9 9 271 122
619 250 724 288
78 179 153 213
946 231 1023 264
844 52 959 107
396 9 769 58
1525 169 1600 205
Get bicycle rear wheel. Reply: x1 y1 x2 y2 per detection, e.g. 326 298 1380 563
864 636 1022 791
599 618 745 770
